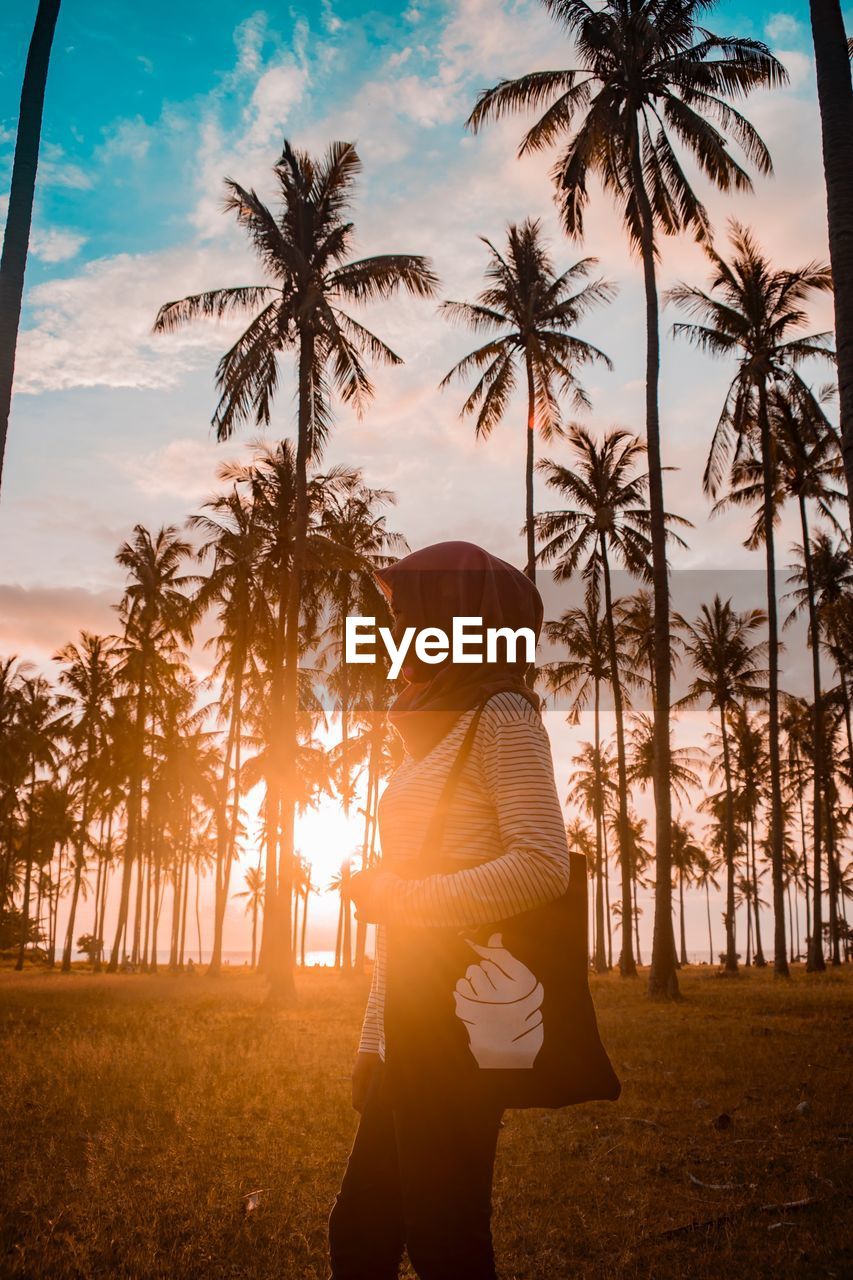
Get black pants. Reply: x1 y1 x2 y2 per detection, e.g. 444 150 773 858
328 1065 503 1280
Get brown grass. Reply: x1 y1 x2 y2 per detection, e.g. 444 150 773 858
0 964 850 1279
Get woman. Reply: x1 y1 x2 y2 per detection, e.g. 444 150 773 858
328 541 570 1280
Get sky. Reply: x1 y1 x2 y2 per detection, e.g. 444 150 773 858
0 0 847 960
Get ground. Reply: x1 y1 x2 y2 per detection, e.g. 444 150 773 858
0 965 850 1279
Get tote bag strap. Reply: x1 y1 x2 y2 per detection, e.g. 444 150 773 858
417 697 490 868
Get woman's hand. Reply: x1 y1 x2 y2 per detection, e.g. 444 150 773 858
351 1050 382 1113
348 867 400 923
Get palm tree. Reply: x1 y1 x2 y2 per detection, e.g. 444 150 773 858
567 738 618 972
14 674 63 969
694 846 722 964
537 425 688 974
191 487 263 976
608 808 651 965
236 863 265 969
440 220 613 578
675 595 767 971
808 536 853 780
222 447 370 977
670 223 834 976
54 634 116 972
319 474 406 972
155 140 437 1001
542 595 614 971
671 820 703 965
106 525 196 972
468 0 785 999
809 0 853 530
331 635 401 973
627 713 703 806
0 0 61 495
291 854 316 968
0 658 30 913
781 696 815 951
789 530 853 965
729 705 769 966
719 388 844 969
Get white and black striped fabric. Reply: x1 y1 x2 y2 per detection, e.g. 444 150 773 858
359 691 570 1058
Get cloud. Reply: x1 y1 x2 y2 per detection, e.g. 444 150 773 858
97 115 156 163
0 584 116 663
231 10 270 79
30 228 86 263
108 436 253 501
15 241 258 394
244 61 309 147
765 13 803 44
321 1 343 34
39 142 94 191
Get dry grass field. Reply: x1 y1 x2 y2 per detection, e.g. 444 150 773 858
0 965 850 1279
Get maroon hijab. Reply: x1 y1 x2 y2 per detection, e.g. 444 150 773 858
376 541 543 759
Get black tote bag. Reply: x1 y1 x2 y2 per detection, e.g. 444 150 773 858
384 698 621 1110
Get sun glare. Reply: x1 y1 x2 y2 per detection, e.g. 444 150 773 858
298 800 365 889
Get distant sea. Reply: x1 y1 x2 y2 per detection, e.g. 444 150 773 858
139 948 734 968
150 949 343 967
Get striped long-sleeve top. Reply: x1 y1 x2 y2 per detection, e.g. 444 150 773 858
358 690 570 1058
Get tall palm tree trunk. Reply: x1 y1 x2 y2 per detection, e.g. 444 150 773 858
593 677 607 972
108 678 147 971
810 0 853 532
15 769 37 970
0 0 61 495
257 790 279 972
719 710 739 971
678 869 688 966
757 384 789 975
745 881 753 965
798 495 827 972
269 332 314 1002
633 875 642 965
169 840 184 969
150 854 162 973
626 139 676 997
143 841 153 969
209 708 237 978
91 838 104 969
210 670 243 977
61 859 84 973
600 541 636 975
705 881 714 964
62 765 91 971
825 801 841 965
749 818 766 965
179 849 190 965
838 668 853 775
340 662 353 977
195 867 202 965
300 892 308 967
95 814 112 971
525 353 536 583
792 745 812 945
341 858 353 974
603 830 613 969
355 733 376 975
